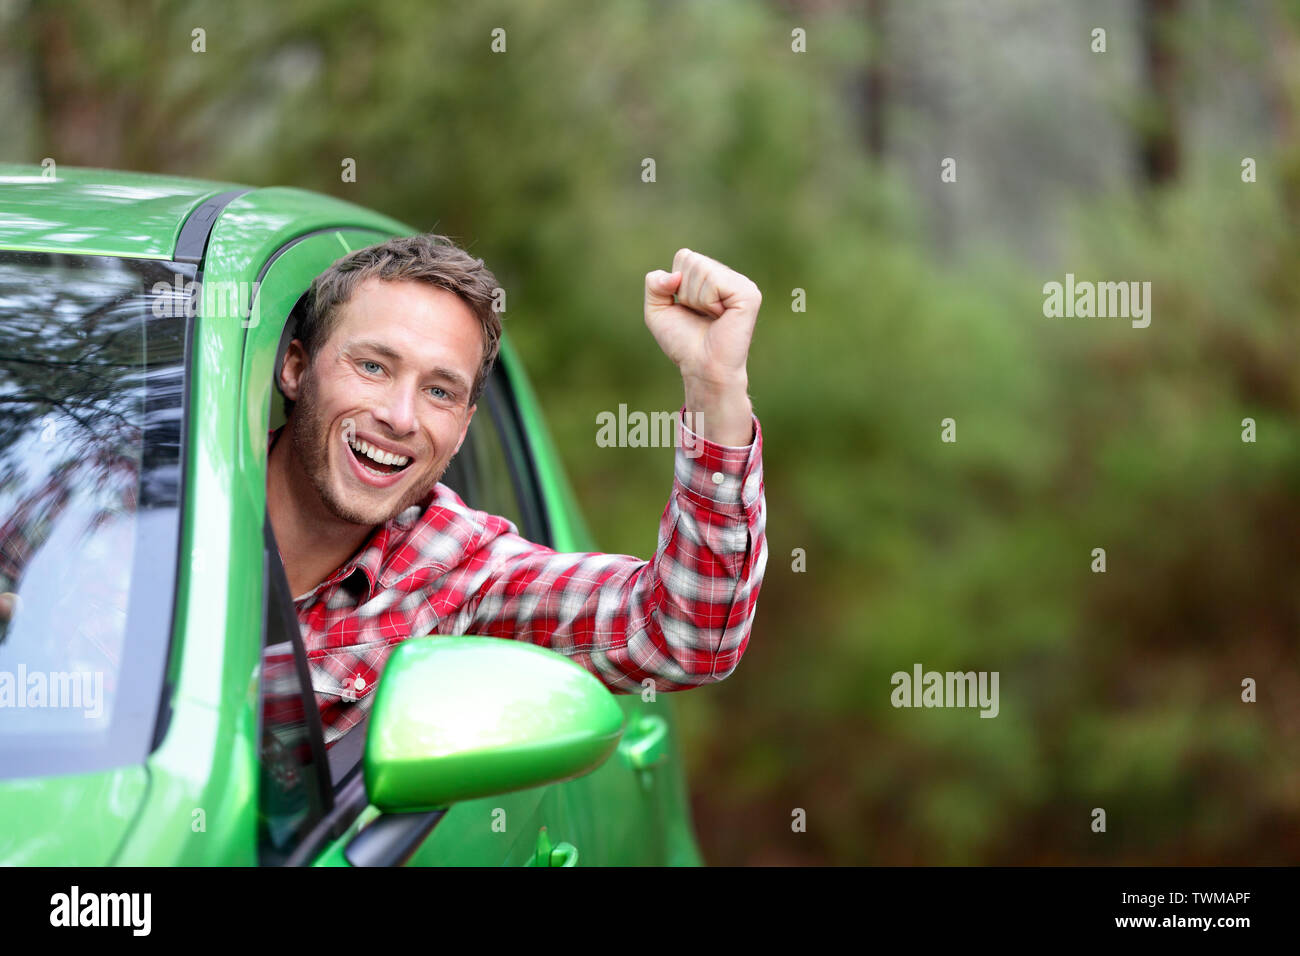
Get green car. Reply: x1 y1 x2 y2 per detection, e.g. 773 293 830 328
0 165 705 866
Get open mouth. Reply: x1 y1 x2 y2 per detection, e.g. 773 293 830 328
346 436 413 479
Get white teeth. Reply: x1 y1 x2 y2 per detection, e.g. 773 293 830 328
347 437 410 468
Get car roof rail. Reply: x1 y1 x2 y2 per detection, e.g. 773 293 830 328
174 188 251 264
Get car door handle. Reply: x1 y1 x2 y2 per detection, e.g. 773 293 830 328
526 826 579 867
548 842 579 866
618 714 668 771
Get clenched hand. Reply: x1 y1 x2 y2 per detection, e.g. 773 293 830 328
644 248 760 446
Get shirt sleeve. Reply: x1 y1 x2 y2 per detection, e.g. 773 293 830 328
447 405 767 693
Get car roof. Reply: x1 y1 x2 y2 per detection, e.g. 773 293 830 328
0 164 250 260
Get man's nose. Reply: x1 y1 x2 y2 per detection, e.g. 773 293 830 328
374 380 418 437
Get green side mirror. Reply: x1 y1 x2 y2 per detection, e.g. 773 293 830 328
364 636 626 812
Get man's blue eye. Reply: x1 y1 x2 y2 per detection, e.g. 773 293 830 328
362 360 382 374
428 386 448 399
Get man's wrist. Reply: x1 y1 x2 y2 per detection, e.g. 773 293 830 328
681 369 754 446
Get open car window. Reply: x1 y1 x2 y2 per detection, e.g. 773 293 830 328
254 282 552 864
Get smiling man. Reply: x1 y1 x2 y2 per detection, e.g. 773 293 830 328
266 234 767 746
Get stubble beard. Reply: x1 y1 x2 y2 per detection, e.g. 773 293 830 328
290 371 448 528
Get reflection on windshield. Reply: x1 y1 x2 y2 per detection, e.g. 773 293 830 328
0 251 187 773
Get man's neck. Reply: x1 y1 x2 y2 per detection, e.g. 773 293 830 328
267 428 374 600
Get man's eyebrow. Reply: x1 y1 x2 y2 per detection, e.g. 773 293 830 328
347 339 472 393
424 366 472 395
348 339 404 363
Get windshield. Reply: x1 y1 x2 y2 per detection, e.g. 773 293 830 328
0 250 190 779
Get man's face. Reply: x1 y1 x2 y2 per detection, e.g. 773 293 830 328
278 277 481 527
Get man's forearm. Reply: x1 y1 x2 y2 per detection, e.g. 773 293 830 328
452 408 767 693
682 371 755 447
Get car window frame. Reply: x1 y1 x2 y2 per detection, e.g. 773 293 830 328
248 231 564 868
244 229 391 862
245 230 556 864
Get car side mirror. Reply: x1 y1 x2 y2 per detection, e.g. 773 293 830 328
364 636 625 812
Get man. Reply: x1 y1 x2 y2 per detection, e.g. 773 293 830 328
266 234 767 747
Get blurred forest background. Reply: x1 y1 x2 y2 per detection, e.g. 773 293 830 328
2 0 1297 864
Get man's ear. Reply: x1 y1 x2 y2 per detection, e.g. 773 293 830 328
453 403 477 457
280 339 308 402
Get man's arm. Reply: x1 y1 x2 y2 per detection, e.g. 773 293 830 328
448 408 765 691
448 250 766 689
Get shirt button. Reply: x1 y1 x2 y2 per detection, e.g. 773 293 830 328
711 471 725 485
353 676 366 691
744 472 760 502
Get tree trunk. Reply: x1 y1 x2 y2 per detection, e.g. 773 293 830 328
861 0 889 160
1138 0 1183 185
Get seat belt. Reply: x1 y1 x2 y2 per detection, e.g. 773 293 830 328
327 712 370 785
263 516 335 807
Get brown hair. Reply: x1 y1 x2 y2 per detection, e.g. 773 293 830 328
280 233 502 416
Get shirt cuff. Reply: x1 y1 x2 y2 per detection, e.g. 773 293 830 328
673 404 764 515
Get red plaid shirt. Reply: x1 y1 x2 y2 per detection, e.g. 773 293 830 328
269 407 767 747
